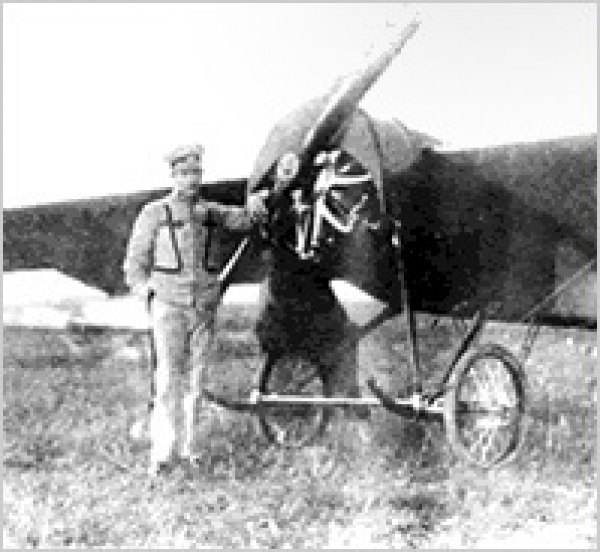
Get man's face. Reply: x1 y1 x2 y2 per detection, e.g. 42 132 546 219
172 163 203 197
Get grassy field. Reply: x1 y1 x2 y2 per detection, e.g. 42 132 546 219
3 304 596 548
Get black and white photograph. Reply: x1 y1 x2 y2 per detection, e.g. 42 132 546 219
3 3 597 548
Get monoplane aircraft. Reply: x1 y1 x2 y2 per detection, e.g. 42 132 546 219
4 17 596 467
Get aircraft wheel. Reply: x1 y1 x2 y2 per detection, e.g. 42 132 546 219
258 354 331 448
444 343 529 468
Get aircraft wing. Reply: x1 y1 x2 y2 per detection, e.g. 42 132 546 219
3 178 268 297
4 125 596 325
386 133 596 324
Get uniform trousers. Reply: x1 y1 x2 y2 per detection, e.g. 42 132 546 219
149 298 215 465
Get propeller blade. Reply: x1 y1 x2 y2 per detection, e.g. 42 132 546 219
300 17 421 157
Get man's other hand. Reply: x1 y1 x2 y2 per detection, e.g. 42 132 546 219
247 190 270 223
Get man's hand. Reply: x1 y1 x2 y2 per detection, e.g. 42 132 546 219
246 190 270 223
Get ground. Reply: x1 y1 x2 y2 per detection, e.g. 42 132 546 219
3 305 597 548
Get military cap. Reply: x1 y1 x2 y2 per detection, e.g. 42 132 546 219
165 144 204 169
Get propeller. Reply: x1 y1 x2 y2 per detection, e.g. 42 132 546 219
219 15 421 288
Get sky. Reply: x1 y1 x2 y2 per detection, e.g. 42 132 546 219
3 3 597 208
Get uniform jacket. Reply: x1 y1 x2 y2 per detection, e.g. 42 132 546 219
124 191 256 309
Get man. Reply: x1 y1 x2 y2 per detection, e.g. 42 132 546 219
124 144 268 476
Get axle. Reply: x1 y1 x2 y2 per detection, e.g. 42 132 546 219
204 388 445 415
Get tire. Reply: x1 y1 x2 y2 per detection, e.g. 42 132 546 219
444 343 529 468
257 354 331 448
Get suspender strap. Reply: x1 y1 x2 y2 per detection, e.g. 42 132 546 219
202 208 220 274
152 204 184 274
